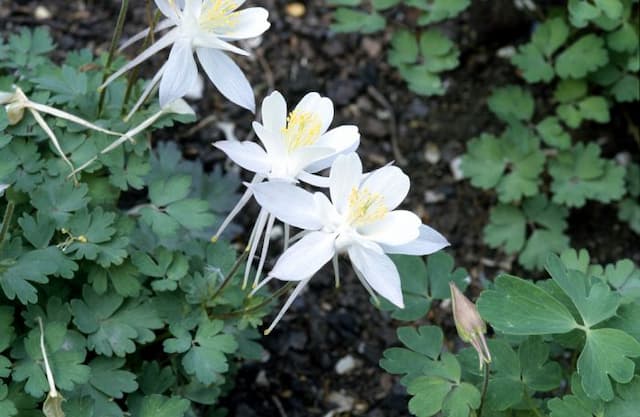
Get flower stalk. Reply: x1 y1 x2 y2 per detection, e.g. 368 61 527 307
0 200 15 252
98 0 130 116
38 317 65 417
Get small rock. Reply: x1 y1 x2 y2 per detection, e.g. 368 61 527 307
496 45 516 58
362 37 382 58
335 354 360 375
34 5 52 20
615 151 631 166
424 190 446 204
424 142 441 164
449 156 465 181
286 2 306 17
324 391 355 417
255 370 269 387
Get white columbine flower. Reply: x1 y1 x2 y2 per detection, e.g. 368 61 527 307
102 0 270 118
250 152 449 334
213 91 360 289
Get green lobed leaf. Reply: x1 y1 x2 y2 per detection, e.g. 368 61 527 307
88 357 138 399
577 328 640 401
71 286 162 357
129 395 190 417
181 319 238 385
477 274 578 335
0 246 78 305
487 86 535 122
549 143 626 208
546 254 620 327
331 8 386 34
555 34 608 79
413 0 471 25
381 252 469 320
604 377 640 416
548 373 603 417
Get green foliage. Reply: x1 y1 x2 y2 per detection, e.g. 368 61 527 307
462 0 639 271
618 163 640 233
483 196 570 270
329 0 470 96
478 254 640 401
549 143 625 207
389 29 460 95
383 252 639 417
0 28 271 417
380 252 469 320
380 326 481 417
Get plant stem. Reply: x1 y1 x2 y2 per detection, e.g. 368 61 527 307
213 282 295 319
0 201 15 252
123 7 161 108
209 249 250 304
98 0 129 116
525 393 546 417
477 362 490 417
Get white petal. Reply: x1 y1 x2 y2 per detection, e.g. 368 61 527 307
263 277 312 335
305 125 360 172
252 121 285 162
196 47 255 112
348 245 404 308
329 153 363 213
159 40 198 107
261 91 287 132
361 165 410 210
183 0 201 17
250 181 324 230
119 19 176 51
154 0 181 21
100 29 179 89
297 171 330 188
382 224 450 256
358 210 421 246
269 231 336 281
220 8 270 40
125 64 166 121
294 92 334 134
164 98 195 115
193 33 250 56
288 146 336 177
214 140 270 174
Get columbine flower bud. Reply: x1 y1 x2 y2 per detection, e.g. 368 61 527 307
449 282 491 369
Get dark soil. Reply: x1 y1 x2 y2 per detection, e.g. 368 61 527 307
2 1 639 416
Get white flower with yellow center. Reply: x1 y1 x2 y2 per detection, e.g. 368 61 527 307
101 0 270 117
213 91 360 289
249 153 449 333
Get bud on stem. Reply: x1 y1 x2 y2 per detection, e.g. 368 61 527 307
449 282 492 369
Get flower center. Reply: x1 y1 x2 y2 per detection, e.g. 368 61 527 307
281 110 323 153
199 0 238 30
346 187 387 226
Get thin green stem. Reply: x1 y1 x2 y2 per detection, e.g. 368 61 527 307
123 7 162 108
525 393 546 417
477 362 490 417
208 249 250 304
0 201 15 252
212 282 295 319
98 0 130 116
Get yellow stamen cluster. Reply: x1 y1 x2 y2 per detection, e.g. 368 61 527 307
281 110 322 152
347 187 387 226
199 0 239 29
